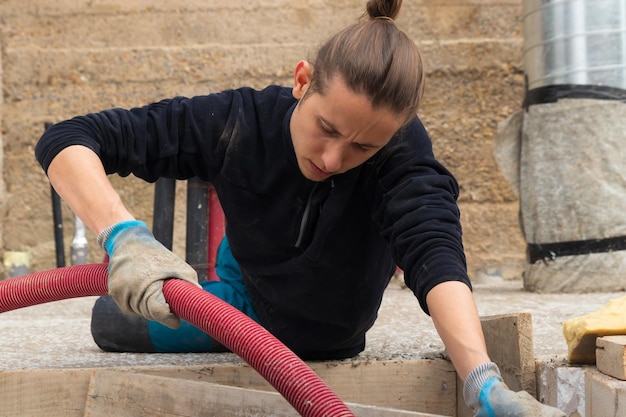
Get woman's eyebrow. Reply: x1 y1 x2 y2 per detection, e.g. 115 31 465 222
319 116 344 136
320 116 381 148
356 142 380 149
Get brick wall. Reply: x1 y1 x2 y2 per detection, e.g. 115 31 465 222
0 0 526 276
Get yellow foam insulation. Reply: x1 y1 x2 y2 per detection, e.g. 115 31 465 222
563 295 626 363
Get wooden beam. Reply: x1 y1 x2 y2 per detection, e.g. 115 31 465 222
457 312 536 417
596 335 626 380
0 359 456 416
84 370 448 417
141 359 457 416
0 369 93 417
482 312 536 395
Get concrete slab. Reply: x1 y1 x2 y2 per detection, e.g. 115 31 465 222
0 278 624 371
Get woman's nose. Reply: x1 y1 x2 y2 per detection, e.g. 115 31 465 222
320 143 344 173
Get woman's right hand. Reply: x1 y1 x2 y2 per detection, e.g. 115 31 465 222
101 220 200 329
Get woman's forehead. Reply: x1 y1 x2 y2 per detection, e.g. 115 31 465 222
312 80 404 146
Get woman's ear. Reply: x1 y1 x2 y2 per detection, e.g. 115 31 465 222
292 60 313 99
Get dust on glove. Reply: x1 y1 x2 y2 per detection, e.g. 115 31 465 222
99 220 200 329
464 362 566 417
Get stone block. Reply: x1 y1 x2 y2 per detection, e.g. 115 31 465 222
585 369 626 417
536 360 587 417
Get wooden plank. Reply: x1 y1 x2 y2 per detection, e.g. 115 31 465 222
597 335 626 380
0 368 93 417
482 312 536 394
0 359 456 416
313 359 456 416
84 370 448 417
457 312 536 417
140 359 457 417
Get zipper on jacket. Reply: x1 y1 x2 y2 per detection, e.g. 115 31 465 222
294 180 334 248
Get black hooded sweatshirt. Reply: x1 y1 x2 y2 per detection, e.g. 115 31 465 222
36 85 470 359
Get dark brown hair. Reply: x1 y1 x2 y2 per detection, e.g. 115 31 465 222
306 0 425 122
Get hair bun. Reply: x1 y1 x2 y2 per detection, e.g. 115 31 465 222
366 0 402 21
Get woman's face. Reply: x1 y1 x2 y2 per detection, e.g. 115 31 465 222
290 61 404 182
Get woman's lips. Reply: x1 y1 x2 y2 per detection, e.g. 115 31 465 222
310 160 331 178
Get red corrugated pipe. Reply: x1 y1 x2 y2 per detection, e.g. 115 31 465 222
0 263 355 417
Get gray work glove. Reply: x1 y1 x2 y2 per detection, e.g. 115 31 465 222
98 220 200 329
464 362 566 417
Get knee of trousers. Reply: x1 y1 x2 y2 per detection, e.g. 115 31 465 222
91 295 228 353
90 295 156 352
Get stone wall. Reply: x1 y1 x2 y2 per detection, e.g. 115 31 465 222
0 0 526 277
0 38 4 265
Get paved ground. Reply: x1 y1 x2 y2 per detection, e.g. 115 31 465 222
1 277 624 371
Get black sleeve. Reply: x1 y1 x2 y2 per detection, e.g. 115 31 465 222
369 117 470 314
35 91 245 182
